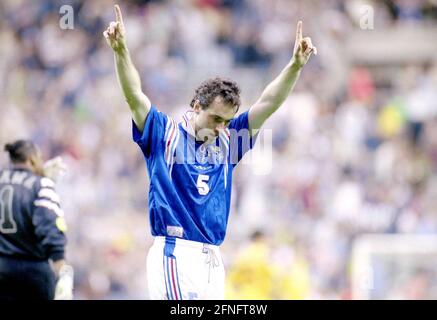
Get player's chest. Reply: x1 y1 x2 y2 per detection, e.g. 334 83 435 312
161 129 229 167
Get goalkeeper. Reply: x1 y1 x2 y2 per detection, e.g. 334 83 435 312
0 140 73 300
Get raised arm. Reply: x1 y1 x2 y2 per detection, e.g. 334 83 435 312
103 5 151 131
248 21 317 132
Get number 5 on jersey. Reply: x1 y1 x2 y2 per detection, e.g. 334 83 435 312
196 174 210 195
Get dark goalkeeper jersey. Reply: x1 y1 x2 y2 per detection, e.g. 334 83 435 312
0 167 66 261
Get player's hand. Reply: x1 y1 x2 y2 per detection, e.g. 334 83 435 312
291 21 317 69
43 156 67 182
103 4 126 53
54 264 74 300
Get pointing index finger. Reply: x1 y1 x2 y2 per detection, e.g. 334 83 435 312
296 20 302 43
115 4 124 25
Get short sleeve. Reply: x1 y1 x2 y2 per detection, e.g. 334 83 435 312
132 106 168 158
228 110 258 166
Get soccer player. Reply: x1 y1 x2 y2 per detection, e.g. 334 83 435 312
104 5 316 299
0 140 73 300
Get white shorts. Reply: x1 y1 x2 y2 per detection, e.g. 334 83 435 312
147 236 225 300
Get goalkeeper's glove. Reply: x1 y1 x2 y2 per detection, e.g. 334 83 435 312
54 264 74 300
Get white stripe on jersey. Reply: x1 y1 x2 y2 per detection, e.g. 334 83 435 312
219 130 230 189
168 119 180 178
40 177 55 188
38 188 60 204
164 117 175 164
164 116 180 178
34 199 64 217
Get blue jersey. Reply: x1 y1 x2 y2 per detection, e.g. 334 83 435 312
133 106 256 245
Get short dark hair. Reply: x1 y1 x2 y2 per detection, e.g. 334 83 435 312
4 140 37 164
190 77 241 111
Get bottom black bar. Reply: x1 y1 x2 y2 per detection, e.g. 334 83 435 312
0 300 432 319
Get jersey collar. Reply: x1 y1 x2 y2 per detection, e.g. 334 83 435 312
180 109 197 140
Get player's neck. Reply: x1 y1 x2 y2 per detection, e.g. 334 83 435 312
189 117 203 143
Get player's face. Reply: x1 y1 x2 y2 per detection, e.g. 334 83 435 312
193 96 237 142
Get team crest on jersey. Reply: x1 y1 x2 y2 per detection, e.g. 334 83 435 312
209 146 223 161
196 144 224 164
196 145 208 164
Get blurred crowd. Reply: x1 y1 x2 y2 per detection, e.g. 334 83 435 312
1 0 437 299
